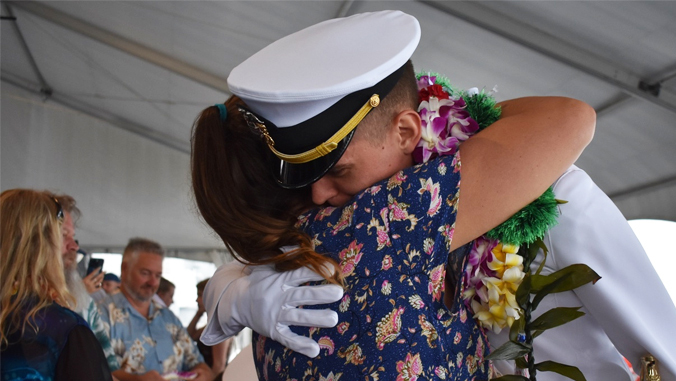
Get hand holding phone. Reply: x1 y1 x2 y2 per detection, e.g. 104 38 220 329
87 258 104 276
83 258 106 294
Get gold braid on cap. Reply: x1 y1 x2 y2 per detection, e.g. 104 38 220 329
246 94 380 164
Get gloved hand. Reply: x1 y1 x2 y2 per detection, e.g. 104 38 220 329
200 259 344 358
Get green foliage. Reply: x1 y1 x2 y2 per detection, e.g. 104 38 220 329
486 341 532 361
532 238 549 275
486 188 560 246
463 90 501 130
491 376 530 381
536 361 587 381
530 307 585 332
515 357 529 369
509 308 527 342
531 264 602 294
532 272 573 309
515 272 532 307
503 241 595 381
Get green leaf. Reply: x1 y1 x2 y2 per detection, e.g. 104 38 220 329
532 329 544 339
524 243 538 268
530 307 586 332
509 310 526 342
515 356 529 369
516 272 532 307
533 238 549 276
532 272 573 309
531 264 601 294
555 199 569 204
486 341 532 361
490 376 529 381
535 361 587 381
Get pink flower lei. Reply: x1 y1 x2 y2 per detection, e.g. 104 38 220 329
413 75 480 164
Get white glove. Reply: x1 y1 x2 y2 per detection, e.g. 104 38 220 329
200 259 344 358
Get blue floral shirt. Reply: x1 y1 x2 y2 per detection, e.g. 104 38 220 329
254 154 492 381
77 297 120 371
98 292 204 375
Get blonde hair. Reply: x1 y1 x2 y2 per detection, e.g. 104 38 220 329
0 189 74 347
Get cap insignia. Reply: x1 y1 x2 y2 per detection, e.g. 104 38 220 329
240 108 275 147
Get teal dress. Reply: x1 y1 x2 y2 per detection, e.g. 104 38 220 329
253 154 491 380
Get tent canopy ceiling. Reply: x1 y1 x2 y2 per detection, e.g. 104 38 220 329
2 1 675 261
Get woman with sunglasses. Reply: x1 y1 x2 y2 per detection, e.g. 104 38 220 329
1 189 112 381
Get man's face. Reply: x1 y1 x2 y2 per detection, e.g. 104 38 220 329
311 124 413 207
102 280 120 294
121 252 163 302
61 212 79 270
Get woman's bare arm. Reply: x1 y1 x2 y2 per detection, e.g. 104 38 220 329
451 96 595 251
210 338 232 375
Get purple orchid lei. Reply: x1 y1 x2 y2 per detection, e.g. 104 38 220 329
413 75 480 163
413 75 525 334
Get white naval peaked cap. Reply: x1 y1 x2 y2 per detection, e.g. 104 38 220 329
228 10 421 188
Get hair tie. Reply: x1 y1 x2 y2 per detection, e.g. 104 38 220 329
215 103 228 123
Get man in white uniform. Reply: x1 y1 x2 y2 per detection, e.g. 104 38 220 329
202 165 676 380
488 166 676 379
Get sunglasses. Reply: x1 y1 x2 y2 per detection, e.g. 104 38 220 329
52 197 64 222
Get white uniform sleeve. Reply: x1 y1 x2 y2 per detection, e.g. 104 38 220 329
489 166 676 380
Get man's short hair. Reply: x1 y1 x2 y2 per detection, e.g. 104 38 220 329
354 60 419 144
122 237 164 264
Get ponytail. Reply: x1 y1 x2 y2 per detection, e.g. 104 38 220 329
191 96 341 285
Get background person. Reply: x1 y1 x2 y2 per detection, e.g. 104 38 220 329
55 193 121 375
103 273 121 295
99 238 213 381
154 276 175 308
1 189 112 381
187 279 232 376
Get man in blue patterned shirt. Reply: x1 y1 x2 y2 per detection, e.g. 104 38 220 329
99 238 214 381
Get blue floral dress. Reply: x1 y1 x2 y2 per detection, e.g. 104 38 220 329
253 154 491 381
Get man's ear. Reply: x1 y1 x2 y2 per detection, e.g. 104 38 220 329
394 109 422 154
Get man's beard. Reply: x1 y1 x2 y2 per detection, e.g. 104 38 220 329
65 266 92 313
124 282 155 303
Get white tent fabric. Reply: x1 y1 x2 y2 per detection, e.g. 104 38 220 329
2 82 226 263
2 1 676 262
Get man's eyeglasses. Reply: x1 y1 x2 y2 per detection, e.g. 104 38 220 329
52 197 64 222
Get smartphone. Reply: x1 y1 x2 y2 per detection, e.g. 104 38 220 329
86 258 104 276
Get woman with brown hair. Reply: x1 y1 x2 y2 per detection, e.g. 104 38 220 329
191 91 592 380
1 189 112 381
191 11 593 380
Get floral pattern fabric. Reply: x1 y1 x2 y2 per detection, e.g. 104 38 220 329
253 154 491 381
78 297 120 371
98 292 204 375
